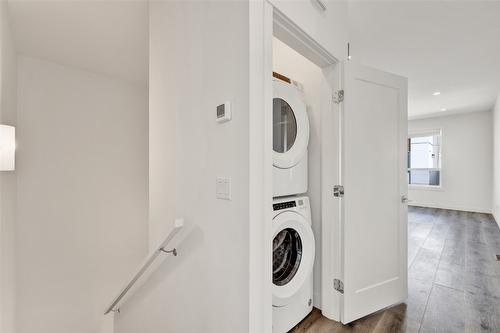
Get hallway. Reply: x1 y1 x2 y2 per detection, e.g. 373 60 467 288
294 207 500 332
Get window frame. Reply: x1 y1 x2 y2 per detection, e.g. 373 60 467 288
408 128 443 190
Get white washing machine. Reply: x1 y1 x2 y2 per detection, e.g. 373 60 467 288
273 78 310 198
272 196 315 333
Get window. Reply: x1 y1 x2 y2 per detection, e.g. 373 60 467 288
408 130 442 187
273 98 297 153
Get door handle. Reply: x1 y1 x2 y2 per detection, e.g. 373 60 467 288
401 195 410 203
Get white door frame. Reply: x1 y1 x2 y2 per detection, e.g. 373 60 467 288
249 2 343 331
249 2 274 332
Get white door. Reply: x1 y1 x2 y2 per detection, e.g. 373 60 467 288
340 61 408 323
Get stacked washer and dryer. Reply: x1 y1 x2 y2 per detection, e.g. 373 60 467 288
272 77 315 333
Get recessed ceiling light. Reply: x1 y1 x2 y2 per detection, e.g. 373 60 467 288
432 91 441 96
441 108 447 111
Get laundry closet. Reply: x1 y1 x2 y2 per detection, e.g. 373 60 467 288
270 22 408 331
271 37 324 332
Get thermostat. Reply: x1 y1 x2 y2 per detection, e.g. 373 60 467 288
216 102 232 123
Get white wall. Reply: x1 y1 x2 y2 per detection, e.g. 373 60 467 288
408 111 493 213
0 2 17 332
272 37 324 307
115 1 251 332
147 0 176 252
16 56 148 333
493 94 500 223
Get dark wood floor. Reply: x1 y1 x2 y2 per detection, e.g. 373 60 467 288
292 206 500 333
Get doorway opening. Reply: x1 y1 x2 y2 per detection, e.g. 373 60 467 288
273 37 323 318
269 7 341 329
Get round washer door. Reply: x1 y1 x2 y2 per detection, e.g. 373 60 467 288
272 211 315 307
273 80 309 169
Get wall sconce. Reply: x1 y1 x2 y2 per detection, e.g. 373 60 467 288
0 125 15 171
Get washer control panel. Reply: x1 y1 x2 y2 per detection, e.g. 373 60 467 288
273 200 296 211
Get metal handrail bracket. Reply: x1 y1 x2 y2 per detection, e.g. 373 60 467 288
104 218 184 315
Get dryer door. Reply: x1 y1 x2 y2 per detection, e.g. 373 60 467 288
273 80 310 169
272 211 315 307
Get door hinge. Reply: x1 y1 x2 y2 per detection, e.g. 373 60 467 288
334 278 344 294
333 90 344 104
333 185 344 198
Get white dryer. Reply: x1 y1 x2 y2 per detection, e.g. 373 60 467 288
273 78 310 197
272 196 315 333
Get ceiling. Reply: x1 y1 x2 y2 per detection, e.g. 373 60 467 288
8 0 149 87
349 1 500 119
7 1 500 115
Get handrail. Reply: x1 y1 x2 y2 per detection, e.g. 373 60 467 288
104 218 184 315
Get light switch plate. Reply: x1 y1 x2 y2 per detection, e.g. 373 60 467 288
216 177 231 200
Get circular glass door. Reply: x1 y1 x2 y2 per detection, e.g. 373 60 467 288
273 227 302 286
273 98 297 154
